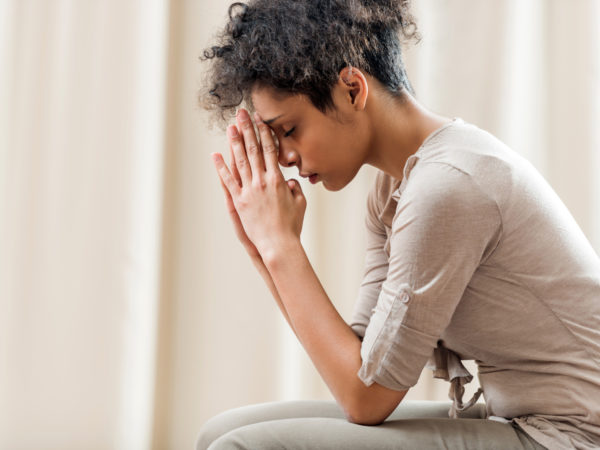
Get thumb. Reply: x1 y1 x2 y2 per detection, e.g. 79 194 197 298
287 178 303 198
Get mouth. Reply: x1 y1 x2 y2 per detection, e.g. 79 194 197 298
299 171 319 184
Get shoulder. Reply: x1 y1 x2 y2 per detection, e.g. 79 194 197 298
397 161 502 229
404 161 483 203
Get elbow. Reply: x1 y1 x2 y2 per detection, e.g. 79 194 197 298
342 403 389 426
343 409 387 426
341 384 407 426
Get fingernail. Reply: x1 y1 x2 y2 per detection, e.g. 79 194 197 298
228 126 239 137
254 112 262 123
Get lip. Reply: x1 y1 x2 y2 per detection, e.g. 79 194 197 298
299 171 319 184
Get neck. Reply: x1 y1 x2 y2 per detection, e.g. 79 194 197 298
365 89 452 180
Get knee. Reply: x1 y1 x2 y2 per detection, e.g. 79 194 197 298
195 411 239 450
196 400 339 450
204 428 251 450
204 422 284 450
195 417 218 450
195 404 270 450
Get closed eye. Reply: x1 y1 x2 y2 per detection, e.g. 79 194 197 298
283 127 296 138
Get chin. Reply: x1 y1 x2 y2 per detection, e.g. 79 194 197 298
322 178 346 192
323 170 359 192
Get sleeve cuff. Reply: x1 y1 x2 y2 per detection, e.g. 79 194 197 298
358 321 438 391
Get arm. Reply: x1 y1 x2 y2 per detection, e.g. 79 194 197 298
262 238 407 425
212 109 406 424
249 255 296 335
214 131 296 333
219 164 401 423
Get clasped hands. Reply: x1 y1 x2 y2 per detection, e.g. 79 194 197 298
211 108 307 262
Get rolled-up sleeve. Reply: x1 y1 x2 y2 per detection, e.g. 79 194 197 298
357 162 502 391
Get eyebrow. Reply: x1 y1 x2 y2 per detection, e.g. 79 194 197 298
263 114 284 125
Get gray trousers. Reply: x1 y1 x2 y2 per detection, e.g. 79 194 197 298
196 400 547 450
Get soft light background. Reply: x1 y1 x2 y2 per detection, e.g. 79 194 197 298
1 0 598 449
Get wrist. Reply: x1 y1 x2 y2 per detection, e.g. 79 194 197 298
260 236 303 269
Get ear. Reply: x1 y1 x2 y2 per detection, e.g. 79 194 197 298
338 66 368 111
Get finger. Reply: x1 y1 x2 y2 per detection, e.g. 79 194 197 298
218 175 251 244
236 109 266 177
229 136 242 187
254 112 281 174
218 171 237 214
211 152 241 197
228 125 252 186
287 178 303 197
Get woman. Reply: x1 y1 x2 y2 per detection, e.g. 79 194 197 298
197 1 600 449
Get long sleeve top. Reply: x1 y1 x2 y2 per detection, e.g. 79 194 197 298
350 118 600 450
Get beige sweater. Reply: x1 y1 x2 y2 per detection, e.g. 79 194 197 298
350 118 600 450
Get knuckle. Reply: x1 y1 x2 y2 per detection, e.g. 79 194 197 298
262 142 277 155
236 196 248 209
267 172 283 185
254 178 268 190
246 142 259 154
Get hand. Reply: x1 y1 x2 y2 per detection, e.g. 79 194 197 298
211 109 307 258
216 144 261 260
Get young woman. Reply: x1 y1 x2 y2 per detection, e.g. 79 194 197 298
197 1 600 449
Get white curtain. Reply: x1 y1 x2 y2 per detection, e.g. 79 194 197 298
0 1 598 449
0 1 168 449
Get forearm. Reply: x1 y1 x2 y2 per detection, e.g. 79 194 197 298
262 237 406 423
250 256 297 335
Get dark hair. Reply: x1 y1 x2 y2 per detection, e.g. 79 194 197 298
200 0 420 125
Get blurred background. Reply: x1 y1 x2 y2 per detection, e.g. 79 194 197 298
1 0 599 449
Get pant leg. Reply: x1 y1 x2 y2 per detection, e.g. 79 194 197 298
196 400 346 450
196 400 547 450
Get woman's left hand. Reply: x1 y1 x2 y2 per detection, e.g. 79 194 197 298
211 108 307 259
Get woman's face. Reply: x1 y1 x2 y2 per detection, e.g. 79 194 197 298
250 84 370 191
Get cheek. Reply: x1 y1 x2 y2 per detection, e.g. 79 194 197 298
316 124 345 150
329 126 358 156
301 123 354 166
299 128 328 157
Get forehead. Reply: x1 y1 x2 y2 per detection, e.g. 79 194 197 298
250 86 312 120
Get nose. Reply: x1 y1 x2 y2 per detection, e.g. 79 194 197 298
278 143 299 168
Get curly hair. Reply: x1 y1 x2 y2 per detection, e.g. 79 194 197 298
200 0 421 126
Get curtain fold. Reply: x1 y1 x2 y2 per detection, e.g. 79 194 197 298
0 1 168 449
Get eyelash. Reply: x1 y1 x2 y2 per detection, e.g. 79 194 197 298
283 127 296 138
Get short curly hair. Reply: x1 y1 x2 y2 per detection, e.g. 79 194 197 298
200 0 420 126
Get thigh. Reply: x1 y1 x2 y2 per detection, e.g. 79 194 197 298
196 400 545 450
196 400 345 450
207 416 545 450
